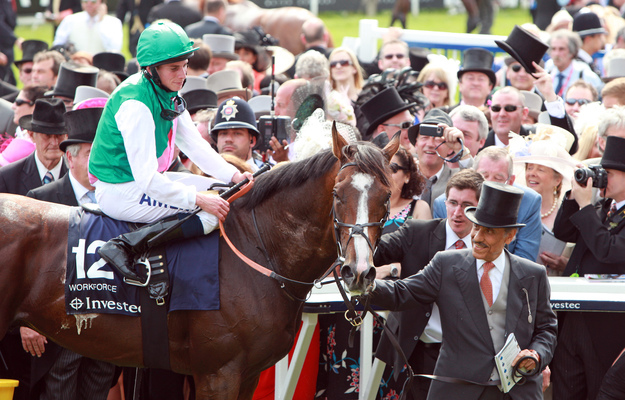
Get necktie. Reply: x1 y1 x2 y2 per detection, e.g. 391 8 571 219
42 171 54 185
422 176 437 205
86 191 96 204
454 239 465 249
554 72 564 96
480 262 495 307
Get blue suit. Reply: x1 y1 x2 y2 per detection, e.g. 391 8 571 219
432 183 542 261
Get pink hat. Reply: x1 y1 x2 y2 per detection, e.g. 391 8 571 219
0 138 36 166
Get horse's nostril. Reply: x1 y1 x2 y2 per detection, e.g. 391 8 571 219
340 265 354 283
363 266 376 283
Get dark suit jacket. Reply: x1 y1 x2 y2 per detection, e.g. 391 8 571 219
481 112 578 154
26 174 78 206
147 1 202 29
0 153 67 195
373 218 447 375
372 249 557 400
184 19 232 39
553 195 625 366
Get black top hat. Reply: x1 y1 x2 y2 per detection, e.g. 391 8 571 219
211 97 260 141
465 181 526 229
59 107 103 152
600 136 625 173
457 48 496 86
407 108 452 146
572 12 607 37
361 87 416 138
182 89 218 114
45 62 99 99
496 25 549 79
19 98 67 135
14 40 49 66
93 52 129 81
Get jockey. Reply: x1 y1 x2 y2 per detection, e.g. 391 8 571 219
90 21 252 283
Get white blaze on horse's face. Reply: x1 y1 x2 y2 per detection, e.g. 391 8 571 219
350 173 374 274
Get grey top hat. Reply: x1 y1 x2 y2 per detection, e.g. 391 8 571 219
203 34 239 60
180 76 207 95
465 181 526 229
73 86 109 107
521 90 542 120
602 58 625 83
206 70 252 103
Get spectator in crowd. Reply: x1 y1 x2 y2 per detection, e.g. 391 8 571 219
551 135 625 400
601 77 625 108
285 17 332 78
233 27 274 91
502 56 538 93
25 102 117 400
521 90 542 124
374 169 483 399
449 48 495 111
204 34 239 75
10 40 48 97
46 62 99 110
211 97 263 171
547 29 603 99
147 0 201 29
274 78 308 121
53 0 123 54
185 0 232 38
417 63 453 111
563 79 597 120
294 50 328 81
378 39 411 72
326 47 362 126
32 51 66 89
225 60 254 93
0 0 16 86
187 39 211 77
449 104 488 156
572 11 606 77
10 86 48 138
433 146 543 262
361 86 416 149
371 180 557 400
115 0 162 56
96 71 121 94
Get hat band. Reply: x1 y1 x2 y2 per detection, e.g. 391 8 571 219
31 118 65 128
474 208 518 227
578 27 607 36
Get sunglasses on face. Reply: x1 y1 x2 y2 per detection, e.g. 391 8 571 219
383 53 406 60
381 121 412 130
565 98 591 106
14 99 34 106
330 59 352 68
389 162 408 173
423 80 448 90
510 64 523 73
20 68 33 74
490 104 519 113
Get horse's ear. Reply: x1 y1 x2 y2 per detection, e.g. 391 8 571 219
382 130 401 162
331 121 348 162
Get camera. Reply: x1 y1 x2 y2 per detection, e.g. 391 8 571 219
256 115 290 153
574 165 608 189
419 124 443 137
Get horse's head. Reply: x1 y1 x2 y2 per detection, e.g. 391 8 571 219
331 126 399 295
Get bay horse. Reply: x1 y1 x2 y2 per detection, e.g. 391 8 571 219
0 128 397 399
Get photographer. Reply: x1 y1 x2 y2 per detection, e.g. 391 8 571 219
551 135 625 399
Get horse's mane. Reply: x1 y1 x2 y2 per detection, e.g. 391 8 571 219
238 141 390 210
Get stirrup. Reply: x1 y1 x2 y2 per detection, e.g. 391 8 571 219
124 257 152 287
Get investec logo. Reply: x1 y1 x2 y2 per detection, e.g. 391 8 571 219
70 297 141 313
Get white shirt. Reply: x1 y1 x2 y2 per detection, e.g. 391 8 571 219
444 220 472 250
34 151 64 183
53 11 123 53
476 250 507 304
68 170 94 204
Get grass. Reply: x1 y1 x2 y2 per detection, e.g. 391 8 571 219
10 7 532 85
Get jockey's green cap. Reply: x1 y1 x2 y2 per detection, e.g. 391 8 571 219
137 21 197 68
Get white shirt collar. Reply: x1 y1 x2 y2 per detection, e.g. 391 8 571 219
34 151 64 182
68 170 92 204
445 220 471 250
476 249 506 276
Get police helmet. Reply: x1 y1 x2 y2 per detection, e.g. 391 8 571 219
211 97 260 141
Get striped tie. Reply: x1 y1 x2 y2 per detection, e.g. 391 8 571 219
480 262 495 307
42 171 54 185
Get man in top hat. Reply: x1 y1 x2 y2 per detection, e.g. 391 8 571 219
447 48 496 112
185 0 232 39
24 102 116 400
46 62 99 110
11 40 49 95
203 34 239 75
0 98 68 195
551 135 625 400
360 86 415 146
93 52 128 82
406 108 473 207
547 29 602 99
211 97 263 171
373 169 484 400
90 21 250 284
572 11 606 77
53 0 122 54
147 0 202 29
370 181 557 400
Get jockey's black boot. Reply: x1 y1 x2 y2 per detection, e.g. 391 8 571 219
98 215 205 283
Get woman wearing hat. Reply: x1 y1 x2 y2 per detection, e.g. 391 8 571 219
514 140 576 273
90 21 252 283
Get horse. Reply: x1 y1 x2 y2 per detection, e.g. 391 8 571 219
223 0 334 56
0 128 397 399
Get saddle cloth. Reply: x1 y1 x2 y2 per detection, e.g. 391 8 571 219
65 208 220 316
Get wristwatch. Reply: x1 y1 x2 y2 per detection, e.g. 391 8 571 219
390 265 399 278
